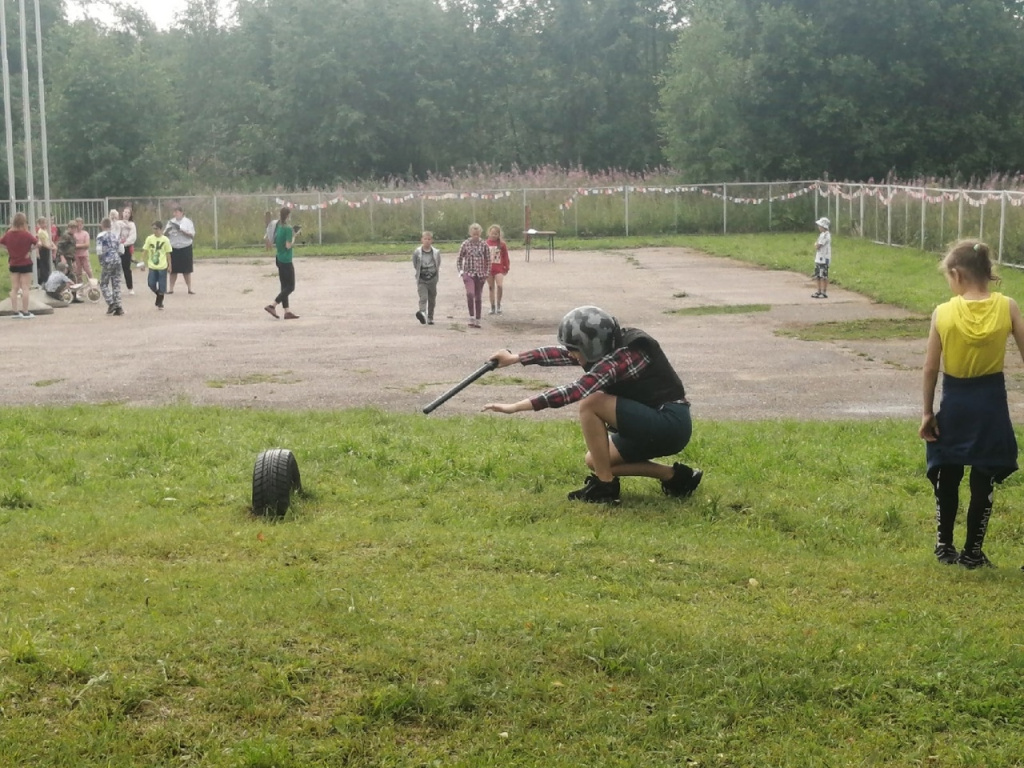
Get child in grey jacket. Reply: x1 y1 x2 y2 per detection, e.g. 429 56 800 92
413 230 441 324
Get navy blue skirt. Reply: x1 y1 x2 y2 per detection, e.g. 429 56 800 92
926 372 1018 482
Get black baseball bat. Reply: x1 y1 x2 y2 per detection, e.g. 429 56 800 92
422 358 499 414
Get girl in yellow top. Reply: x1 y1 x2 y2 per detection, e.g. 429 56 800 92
920 239 1024 568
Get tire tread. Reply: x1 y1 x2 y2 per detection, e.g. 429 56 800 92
252 448 301 517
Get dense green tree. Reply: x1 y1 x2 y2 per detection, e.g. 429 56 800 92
659 0 1024 181
11 0 1024 195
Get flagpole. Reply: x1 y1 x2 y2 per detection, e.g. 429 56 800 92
18 0 35 226
33 0 49 228
0 0 17 210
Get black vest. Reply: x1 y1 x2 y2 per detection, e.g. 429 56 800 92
603 328 686 407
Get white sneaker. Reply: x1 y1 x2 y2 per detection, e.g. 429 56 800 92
11 312 23 319
23 311 35 318
129 289 135 295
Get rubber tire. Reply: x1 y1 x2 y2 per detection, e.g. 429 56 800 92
252 448 302 517
85 286 101 303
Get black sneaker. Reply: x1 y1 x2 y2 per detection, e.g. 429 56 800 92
957 549 993 569
567 475 620 504
113 306 124 316
106 304 116 315
934 543 959 565
415 310 426 324
661 464 703 498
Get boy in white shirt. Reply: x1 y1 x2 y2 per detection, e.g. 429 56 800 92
812 217 832 299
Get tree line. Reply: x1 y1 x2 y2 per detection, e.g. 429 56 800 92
3 0 1023 198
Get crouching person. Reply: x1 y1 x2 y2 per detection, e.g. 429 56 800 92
483 305 702 504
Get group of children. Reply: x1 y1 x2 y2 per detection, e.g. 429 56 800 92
4 214 174 316
412 223 511 326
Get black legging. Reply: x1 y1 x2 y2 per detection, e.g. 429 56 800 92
275 260 295 308
928 464 996 552
120 245 134 290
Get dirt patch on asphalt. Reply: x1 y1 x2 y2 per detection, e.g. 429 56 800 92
5 246 1012 421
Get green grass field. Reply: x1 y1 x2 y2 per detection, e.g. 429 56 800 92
4 235 1024 766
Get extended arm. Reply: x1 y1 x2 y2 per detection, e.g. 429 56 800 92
1010 299 1024 365
919 310 941 441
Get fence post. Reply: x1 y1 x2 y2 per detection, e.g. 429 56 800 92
369 197 375 240
768 183 772 231
939 196 945 249
903 192 909 245
574 195 578 237
814 182 819 221
314 192 320 245
920 189 926 250
886 185 893 246
980 199 985 241
213 195 219 250
957 193 964 240
722 184 727 234
859 185 865 238
420 196 425 235
998 191 1007 263
625 186 630 237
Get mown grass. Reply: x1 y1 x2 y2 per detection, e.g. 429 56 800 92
3 407 1024 767
4 234 1024 765
678 233 1024 316
779 317 933 342
667 304 771 317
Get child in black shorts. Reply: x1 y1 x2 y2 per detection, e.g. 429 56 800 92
483 305 702 504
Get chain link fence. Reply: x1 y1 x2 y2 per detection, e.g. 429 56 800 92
8 181 1024 263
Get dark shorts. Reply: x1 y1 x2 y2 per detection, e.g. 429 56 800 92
170 245 193 274
813 262 829 280
9 263 32 274
611 399 692 463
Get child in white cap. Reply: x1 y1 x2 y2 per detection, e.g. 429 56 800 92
812 217 831 298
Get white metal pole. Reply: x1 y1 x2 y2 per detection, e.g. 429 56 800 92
618 185 626 236
722 184 727 234
886 185 892 246
957 193 963 240
859 185 864 239
940 196 945 248
998 191 1006 263
0 0 16 206
32 0 48 227
920 189 926 250
18 0 34 226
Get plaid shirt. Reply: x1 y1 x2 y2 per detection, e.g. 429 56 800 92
519 345 651 410
457 238 490 277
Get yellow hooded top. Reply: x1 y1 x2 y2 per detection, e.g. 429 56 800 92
936 292 1011 378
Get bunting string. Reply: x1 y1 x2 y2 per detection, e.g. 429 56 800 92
273 183 1024 213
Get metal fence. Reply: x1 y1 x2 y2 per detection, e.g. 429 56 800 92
7 180 1024 263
